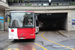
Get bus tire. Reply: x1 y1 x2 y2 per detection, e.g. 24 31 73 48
14 39 17 41
14 39 18 41
36 33 38 34
32 39 35 41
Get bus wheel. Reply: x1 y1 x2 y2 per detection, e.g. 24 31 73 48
32 39 35 41
36 33 38 34
14 39 18 41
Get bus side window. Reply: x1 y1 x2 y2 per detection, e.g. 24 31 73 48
36 20 39 26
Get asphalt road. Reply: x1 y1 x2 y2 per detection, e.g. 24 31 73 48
0 31 75 50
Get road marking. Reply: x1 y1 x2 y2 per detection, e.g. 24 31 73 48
7 48 19 50
34 49 36 50
35 43 47 50
36 35 40 36
33 47 36 50
41 31 75 50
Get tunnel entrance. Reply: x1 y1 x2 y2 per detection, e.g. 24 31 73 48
36 13 67 31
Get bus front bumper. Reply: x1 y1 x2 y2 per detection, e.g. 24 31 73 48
9 36 35 39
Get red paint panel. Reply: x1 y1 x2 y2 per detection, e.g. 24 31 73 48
17 28 35 39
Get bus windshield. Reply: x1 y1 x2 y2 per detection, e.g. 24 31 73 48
9 12 34 28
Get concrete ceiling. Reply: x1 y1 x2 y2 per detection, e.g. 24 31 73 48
38 13 67 21
0 1 9 10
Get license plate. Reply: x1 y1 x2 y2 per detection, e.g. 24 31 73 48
20 37 24 39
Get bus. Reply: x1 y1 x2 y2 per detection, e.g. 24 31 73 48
8 11 39 39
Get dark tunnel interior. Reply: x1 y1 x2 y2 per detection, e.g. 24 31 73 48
37 13 67 31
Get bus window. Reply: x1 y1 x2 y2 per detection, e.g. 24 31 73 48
36 20 39 26
10 12 34 28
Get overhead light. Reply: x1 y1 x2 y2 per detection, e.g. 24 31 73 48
47 13 51 15
36 14 39 15
43 3 49 6
37 4 42 6
50 13 51 15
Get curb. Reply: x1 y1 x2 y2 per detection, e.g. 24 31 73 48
0 43 9 50
2 41 12 50
58 31 69 38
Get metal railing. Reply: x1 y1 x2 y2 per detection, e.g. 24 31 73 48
7 2 75 6
51 2 75 6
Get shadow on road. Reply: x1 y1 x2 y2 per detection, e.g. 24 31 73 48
12 39 35 43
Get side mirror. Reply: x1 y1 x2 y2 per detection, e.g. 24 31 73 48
8 15 11 17
5 14 11 22
5 14 11 18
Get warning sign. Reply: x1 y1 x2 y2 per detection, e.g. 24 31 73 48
72 19 75 25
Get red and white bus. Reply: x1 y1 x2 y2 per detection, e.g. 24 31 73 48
8 11 39 40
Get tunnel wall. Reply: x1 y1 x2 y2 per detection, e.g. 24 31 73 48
60 18 67 30
62 16 67 30
57 15 67 30
65 16 67 30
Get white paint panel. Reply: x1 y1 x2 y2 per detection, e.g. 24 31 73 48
36 27 39 33
9 28 18 39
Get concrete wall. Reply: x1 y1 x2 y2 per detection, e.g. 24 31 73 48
0 0 9 10
70 10 75 31
0 10 4 14
5 6 75 11
5 10 75 31
1 0 6 3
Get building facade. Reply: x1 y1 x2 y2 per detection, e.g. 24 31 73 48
0 0 75 31
0 0 9 31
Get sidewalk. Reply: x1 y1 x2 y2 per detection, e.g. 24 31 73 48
59 31 75 38
0 31 10 50
0 31 8 38
0 31 8 33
